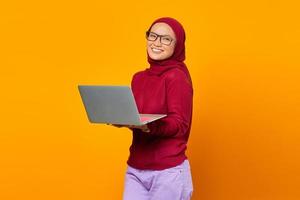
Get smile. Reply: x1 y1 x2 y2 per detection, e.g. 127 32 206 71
151 48 163 53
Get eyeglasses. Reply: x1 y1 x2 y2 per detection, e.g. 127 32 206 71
146 31 174 46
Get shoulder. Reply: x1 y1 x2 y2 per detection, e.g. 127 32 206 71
164 68 193 92
164 68 190 84
132 70 146 81
133 70 145 77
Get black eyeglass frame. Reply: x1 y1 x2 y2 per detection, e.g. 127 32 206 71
145 31 174 46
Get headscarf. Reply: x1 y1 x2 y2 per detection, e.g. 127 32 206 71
145 17 192 84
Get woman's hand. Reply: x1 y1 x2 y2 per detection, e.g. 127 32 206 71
107 124 150 132
127 124 150 132
106 123 124 128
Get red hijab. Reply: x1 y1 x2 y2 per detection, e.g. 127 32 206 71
146 17 192 84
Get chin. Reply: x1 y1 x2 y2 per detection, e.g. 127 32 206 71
150 56 164 60
148 53 166 61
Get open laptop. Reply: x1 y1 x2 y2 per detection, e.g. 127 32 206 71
78 85 167 125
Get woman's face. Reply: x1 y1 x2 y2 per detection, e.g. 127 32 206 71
147 22 176 61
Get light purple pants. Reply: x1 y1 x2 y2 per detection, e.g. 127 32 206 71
123 159 193 200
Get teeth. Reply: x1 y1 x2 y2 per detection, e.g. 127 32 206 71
152 48 163 53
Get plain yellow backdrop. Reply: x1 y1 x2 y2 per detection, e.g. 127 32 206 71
0 0 300 199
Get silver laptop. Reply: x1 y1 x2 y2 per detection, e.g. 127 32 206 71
78 85 167 125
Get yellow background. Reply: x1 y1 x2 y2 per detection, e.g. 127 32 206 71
1 0 300 199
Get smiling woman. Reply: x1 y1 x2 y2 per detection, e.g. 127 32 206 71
111 17 194 200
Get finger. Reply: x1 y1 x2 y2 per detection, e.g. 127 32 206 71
112 124 123 128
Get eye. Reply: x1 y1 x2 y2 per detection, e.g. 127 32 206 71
162 37 172 43
147 33 157 41
149 33 156 38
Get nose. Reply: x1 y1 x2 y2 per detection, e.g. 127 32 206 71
153 36 162 47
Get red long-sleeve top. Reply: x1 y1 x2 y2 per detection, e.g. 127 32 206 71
127 67 193 170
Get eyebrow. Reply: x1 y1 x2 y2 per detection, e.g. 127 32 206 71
149 31 172 37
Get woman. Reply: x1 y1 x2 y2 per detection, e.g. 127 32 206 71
111 17 194 200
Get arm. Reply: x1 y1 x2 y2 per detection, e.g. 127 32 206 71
147 70 193 137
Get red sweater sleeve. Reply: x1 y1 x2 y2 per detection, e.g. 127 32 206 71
147 69 193 137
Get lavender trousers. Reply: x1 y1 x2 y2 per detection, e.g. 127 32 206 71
122 159 193 200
